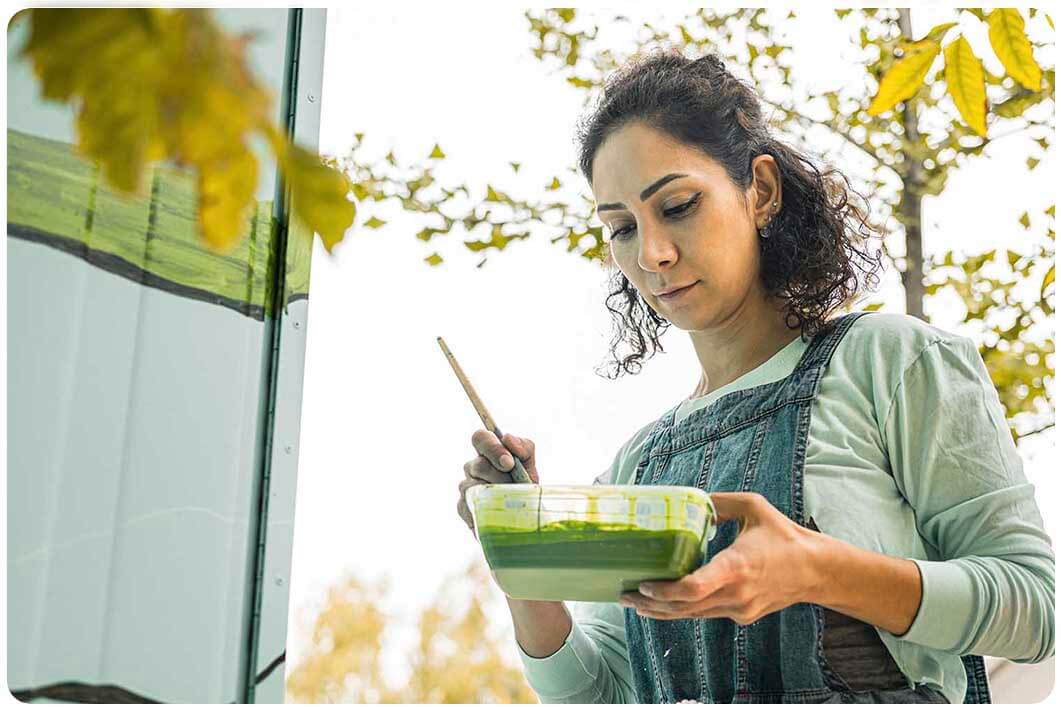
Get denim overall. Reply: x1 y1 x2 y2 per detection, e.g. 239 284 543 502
623 312 991 703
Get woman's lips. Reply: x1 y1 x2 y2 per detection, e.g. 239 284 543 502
657 282 698 301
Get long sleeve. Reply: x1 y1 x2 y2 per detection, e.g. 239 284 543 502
881 335 1055 662
515 602 637 703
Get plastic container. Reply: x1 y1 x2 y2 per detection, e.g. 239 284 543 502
466 484 717 602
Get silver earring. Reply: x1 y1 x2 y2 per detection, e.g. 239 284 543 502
758 201 779 239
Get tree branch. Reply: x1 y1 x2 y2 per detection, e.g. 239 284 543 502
760 95 886 168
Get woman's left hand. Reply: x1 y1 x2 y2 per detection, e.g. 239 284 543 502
619 492 823 624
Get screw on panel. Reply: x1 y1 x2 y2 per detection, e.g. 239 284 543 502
292 320 301 329
307 93 316 102
275 577 284 586
284 445 293 455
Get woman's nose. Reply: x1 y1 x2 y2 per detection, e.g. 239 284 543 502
637 222 678 272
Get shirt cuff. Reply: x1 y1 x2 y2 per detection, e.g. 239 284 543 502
516 620 603 699
890 558 975 651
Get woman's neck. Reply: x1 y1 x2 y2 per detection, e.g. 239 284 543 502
686 297 800 400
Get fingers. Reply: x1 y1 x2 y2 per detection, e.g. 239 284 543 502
462 457 511 484
471 429 516 472
456 495 474 531
456 478 482 531
461 429 538 533
470 429 537 482
710 491 768 524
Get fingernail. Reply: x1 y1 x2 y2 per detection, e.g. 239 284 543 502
639 583 655 597
500 454 513 469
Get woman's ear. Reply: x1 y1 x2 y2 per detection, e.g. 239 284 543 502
749 154 782 224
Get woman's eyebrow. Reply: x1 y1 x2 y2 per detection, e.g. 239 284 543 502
596 173 690 213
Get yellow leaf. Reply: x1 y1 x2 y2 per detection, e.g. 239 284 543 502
363 216 386 229
987 9 1042 90
22 9 169 193
425 253 443 266
1042 264 1055 299
428 143 446 159
281 142 356 253
19 8 289 252
1019 211 1031 229
944 37 988 137
198 146 258 251
867 41 940 115
923 21 958 43
547 176 562 190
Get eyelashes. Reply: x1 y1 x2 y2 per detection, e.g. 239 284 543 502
607 192 702 242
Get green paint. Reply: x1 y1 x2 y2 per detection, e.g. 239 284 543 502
478 522 706 602
6 128 311 317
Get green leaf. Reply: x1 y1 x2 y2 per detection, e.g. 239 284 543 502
566 76 594 89
555 8 575 22
1019 211 1031 229
428 143 446 159
1027 156 1040 170
354 132 364 143
993 89 1045 118
425 253 443 266
485 185 508 202
863 302 885 312
834 9 852 19
364 216 387 229
509 161 521 173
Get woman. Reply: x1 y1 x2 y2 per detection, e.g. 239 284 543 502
456 49 1054 703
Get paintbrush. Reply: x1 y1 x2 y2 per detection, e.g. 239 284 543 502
437 336 534 484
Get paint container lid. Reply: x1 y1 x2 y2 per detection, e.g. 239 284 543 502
466 484 717 602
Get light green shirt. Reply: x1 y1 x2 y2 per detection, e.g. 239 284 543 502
515 313 1054 704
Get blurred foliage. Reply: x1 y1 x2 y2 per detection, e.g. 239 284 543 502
285 560 537 703
925 205 1055 440
340 7 1054 441
11 8 355 253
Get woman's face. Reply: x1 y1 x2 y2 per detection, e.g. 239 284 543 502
591 121 777 332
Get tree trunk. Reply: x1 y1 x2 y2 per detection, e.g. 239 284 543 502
896 8 926 320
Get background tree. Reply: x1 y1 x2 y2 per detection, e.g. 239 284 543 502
338 8 1054 441
285 560 537 703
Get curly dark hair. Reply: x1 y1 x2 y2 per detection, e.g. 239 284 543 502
575 48 884 379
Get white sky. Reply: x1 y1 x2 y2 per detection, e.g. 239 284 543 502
285 4 1057 691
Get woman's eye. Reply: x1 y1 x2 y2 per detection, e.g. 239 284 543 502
607 193 701 242
664 193 701 217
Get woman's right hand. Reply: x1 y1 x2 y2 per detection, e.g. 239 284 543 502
457 429 539 534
